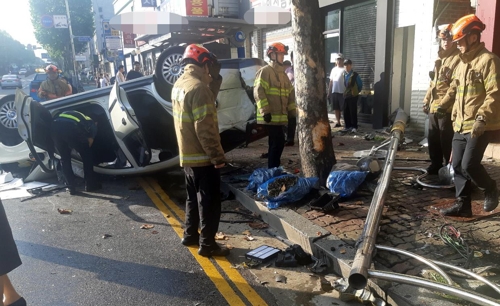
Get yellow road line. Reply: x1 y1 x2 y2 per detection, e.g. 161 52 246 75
145 177 268 306
138 177 246 306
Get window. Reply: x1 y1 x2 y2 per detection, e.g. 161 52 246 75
324 9 340 75
325 10 340 31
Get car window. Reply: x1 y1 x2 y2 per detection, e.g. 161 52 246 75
34 74 47 81
2 75 18 80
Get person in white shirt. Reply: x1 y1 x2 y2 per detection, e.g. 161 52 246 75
115 65 126 84
99 73 107 88
327 53 346 127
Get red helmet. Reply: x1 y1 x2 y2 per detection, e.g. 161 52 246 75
451 14 486 42
182 44 217 65
267 42 289 56
437 24 453 40
46 64 58 73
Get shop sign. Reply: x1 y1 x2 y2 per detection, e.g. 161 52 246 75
185 0 209 16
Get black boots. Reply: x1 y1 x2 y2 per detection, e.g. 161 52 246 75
484 182 499 212
198 244 230 257
440 198 472 217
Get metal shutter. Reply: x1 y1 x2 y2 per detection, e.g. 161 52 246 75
343 0 377 92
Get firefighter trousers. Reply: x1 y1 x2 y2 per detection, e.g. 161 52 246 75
452 131 496 201
267 125 285 168
183 165 221 248
51 120 95 189
428 113 453 168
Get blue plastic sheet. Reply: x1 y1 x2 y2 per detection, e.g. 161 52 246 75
327 171 368 198
257 175 319 209
247 167 285 192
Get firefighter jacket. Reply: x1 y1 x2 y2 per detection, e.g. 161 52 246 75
440 43 500 133
171 64 226 168
53 111 97 139
38 78 71 100
423 47 461 113
254 61 296 125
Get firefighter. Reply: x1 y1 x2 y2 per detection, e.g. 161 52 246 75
51 110 101 195
171 44 229 257
38 65 72 101
422 24 461 174
439 14 500 217
254 42 297 168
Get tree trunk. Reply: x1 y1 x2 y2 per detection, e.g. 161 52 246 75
291 0 336 186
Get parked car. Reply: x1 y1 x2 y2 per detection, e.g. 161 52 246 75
29 73 48 101
1 75 22 89
3 53 266 179
18 68 27 75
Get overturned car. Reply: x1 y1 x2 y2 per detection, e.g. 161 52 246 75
1 54 267 177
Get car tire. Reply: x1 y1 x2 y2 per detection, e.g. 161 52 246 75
0 95 22 146
154 46 186 101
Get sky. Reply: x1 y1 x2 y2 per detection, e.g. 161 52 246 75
0 0 39 46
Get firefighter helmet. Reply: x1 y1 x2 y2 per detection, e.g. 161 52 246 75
451 14 486 42
266 42 289 56
46 64 58 73
182 44 217 65
437 24 453 40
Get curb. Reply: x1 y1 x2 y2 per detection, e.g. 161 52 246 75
223 182 453 306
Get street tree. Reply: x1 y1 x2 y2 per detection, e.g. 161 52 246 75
0 31 37 74
291 0 336 185
29 0 94 72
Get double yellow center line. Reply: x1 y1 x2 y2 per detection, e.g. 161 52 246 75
138 177 268 306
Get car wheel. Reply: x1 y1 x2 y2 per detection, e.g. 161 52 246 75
0 95 22 146
154 46 186 101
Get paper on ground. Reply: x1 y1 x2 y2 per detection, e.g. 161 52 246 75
0 178 24 192
0 181 59 200
0 172 14 184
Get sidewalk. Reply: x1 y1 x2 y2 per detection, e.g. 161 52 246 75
222 115 500 304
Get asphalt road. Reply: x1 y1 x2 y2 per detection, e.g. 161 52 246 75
3 174 233 306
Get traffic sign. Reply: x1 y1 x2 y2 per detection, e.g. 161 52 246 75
75 36 92 42
41 15 54 28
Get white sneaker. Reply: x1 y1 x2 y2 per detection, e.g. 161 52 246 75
351 128 357 133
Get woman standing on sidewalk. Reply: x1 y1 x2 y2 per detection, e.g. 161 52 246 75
0 198 26 306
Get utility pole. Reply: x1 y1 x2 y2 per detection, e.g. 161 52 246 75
64 0 79 88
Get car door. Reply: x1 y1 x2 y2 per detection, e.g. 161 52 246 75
108 82 150 168
15 89 55 173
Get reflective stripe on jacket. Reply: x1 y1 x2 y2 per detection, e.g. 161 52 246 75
172 64 226 168
55 110 97 139
440 43 500 133
254 62 296 126
423 47 461 113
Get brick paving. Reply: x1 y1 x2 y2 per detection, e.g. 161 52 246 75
224 121 500 276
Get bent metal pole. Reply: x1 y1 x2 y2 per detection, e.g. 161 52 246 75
348 109 409 290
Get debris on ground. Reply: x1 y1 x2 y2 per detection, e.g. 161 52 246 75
248 222 269 229
102 234 112 239
275 273 287 283
244 235 255 241
140 224 154 229
242 230 251 235
215 232 228 240
333 278 386 306
57 208 72 214
267 176 299 198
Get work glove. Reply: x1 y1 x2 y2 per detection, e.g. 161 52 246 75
435 107 446 119
471 120 486 138
209 61 222 79
423 104 429 114
263 113 272 123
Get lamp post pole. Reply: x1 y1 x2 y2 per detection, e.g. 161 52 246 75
64 0 80 89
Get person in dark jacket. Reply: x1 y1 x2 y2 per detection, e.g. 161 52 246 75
341 59 363 133
126 62 144 81
51 110 101 194
0 198 26 306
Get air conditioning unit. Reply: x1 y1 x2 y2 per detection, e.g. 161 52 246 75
213 0 239 17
